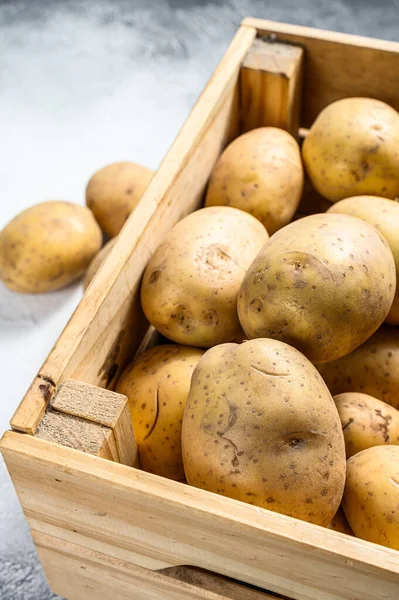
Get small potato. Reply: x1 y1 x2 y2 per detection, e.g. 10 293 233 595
318 328 399 410
342 445 399 550
116 344 203 481
328 195 399 325
328 507 354 536
182 338 346 526
86 162 153 237
302 98 399 202
83 238 117 290
238 213 396 364
334 392 399 458
205 127 304 235
141 206 268 348
0 201 102 293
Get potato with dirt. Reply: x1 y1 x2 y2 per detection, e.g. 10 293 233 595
317 328 399 410
83 238 117 290
328 195 399 325
182 338 346 526
116 344 203 481
342 445 399 550
141 206 268 348
0 201 102 293
328 507 354 536
86 161 153 237
205 127 304 235
238 213 396 364
334 392 399 458
302 98 399 202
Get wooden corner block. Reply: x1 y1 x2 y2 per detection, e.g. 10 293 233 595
35 379 138 468
240 38 304 136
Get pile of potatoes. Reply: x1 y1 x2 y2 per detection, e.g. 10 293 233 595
0 162 154 293
116 97 399 551
2 97 399 551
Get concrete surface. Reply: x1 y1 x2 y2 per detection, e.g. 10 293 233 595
0 0 398 598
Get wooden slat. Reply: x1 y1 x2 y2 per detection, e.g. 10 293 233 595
242 19 399 126
240 39 303 135
2 432 398 600
33 531 278 600
10 24 257 435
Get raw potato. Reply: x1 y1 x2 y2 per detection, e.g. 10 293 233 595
302 98 399 202
141 206 268 348
317 328 399 410
182 338 346 526
86 162 153 237
116 344 203 481
238 213 396 364
83 238 117 290
334 392 399 458
205 127 304 235
342 445 399 550
328 507 354 536
328 195 399 325
0 201 102 293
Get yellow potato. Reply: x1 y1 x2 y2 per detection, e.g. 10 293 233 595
83 237 117 290
116 344 203 481
328 195 399 325
238 213 396 364
317 328 399 410
141 206 268 348
86 162 153 237
205 127 304 235
334 392 399 458
182 338 346 526
328 507 354 536
342 445 399 549
302 98 399 202
0 201 102 293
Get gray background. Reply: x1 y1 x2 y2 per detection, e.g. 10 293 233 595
1 1 398 598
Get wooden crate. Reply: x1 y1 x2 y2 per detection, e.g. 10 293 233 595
2 18 399 600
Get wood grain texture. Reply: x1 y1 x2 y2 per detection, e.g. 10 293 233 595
240 39 303 135
34 379 137 466
10 25 257 436
242 18 399 126
2 432 398 600
33 531 278 600
35 411 118 460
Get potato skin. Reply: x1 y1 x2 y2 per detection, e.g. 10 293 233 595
182 338 346 526
141 206 268 348
86 162 153 237
116 344 203 481
238 213 396 364
0 201 102 293
318 328 399 410
334 392 399 458
302 98 399 202
205 128 304 235
328 507 354 536
342 445 399 550
83 237 117 290
328 195 399 325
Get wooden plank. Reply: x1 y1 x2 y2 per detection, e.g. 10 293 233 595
161 567 281 600
33 531 278 600
34 380 138 466
2 432 398 600
240 39 303 136
10 24 257 435
242 19 399 127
